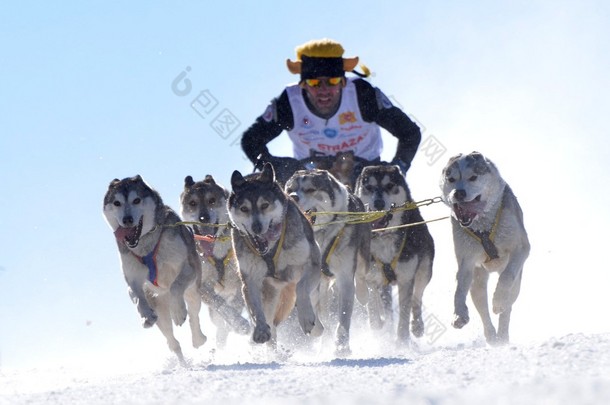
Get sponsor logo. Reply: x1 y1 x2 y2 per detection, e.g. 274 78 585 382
323 128 338 138
339 111 357 125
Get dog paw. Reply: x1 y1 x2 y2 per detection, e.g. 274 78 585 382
171 301 188 326
234 316 252 335
253 323 271 344
192 332 207 348
411 317 425 338
452 313 469 329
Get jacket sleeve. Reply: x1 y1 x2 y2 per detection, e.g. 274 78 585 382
241 90 294 164
354 79 421 171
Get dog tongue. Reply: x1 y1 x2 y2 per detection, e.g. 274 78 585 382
114 226 137 242
453 203 478 226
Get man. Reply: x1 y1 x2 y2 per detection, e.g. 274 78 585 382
241 38 422 184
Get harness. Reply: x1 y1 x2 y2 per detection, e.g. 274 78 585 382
374 231 408 284
205 243 234 285
130 227 162 286
320 225 344 277
243 218 287 278
463 191 505 261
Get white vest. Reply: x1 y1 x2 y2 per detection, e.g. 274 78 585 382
285 78 383 160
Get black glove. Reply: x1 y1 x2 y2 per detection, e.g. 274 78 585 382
256 154 301 184
390 157 409 176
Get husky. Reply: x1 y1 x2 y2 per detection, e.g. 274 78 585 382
180 175 250 348
103 175 206 362
355 165 435 344
228 163 324 347
440 151 530 344
285 169 370 356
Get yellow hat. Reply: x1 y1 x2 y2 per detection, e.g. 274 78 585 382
286 39 360 79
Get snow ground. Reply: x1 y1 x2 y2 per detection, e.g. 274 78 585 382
2 317 609 405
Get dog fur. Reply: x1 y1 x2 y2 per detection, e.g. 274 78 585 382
355 165 435 344
181 175 250 347
285 169 370 356
228 163 324 346
103 175 206 362
440 151 530 344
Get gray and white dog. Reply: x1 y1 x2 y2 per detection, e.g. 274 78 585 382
355 165 435 344
228 163 324 347
103 175 206 362
181 175 250 348
285 169 370 356
440 151 530 344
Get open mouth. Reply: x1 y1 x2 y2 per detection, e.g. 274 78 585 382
246 221 283 255
114 217 144 248
371 212 392 231
452 195 482 227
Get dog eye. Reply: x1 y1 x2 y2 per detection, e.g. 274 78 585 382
188 200 197 207
133 198 141 204
448 177 456 183
364 185 375 193
208 198 216 205
113 201 121 207
305 188 316 194
240 206 250 213
385 183 395 192
469 176 478 181
260 202 270 210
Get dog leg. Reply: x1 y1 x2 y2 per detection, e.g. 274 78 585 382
334 269 355 356
241 275 272 344
200 282 251 335
470 266 497 343
492 253 526 315
396 269 416 343
128 285 158 327
169 263 198 326
411 257 433 338
453 260 474 329
185 283 207 348
154 294 185 363
295 265 324 338
497 307 512 344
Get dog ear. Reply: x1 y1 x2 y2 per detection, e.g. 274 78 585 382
184 175 195 188
260 162 276 184
204 174 216 185
231 170 246 189
109 178 121 188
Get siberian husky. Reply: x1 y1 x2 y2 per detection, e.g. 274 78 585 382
103 175 206 362
355 165 435 344
181 175 250 347
228 163 324 346
440 151 530 344
285 169 370 356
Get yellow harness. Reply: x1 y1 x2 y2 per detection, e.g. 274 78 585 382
462 199 504 261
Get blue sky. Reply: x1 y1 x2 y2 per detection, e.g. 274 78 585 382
1 1 609 369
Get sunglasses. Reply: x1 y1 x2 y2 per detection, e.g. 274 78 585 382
304 77 344 88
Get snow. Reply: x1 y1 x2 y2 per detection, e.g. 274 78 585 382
2 314 609 404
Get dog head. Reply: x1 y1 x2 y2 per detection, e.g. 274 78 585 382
103 175 163 248
440 151 506 227
355 165 411 230
284 169 349 226
181 174 230 238
228 163 287 254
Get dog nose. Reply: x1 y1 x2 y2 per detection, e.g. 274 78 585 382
454 189 467 202
374 199 385 210
252 219 262 235
122 215 134 226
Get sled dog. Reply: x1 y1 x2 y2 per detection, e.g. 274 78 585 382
228 163 324 346
440 151 530 344
181 175 250 347
285 169 370 356
355 165 435 343
103 175 206 361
